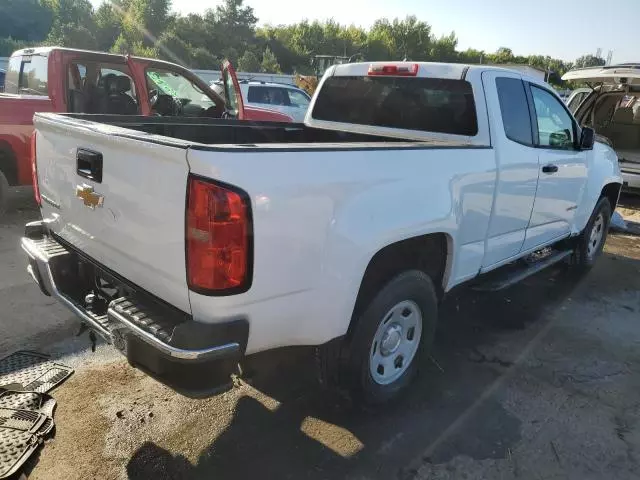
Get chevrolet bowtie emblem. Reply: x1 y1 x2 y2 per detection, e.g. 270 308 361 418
76 184 104 209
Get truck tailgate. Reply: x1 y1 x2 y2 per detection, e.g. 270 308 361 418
33 114 192 313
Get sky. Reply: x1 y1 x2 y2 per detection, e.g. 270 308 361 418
89 0 638 63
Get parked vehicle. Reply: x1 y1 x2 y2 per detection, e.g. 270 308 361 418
563 64 640 193
211 79 311 122
0 48 291 215
22 61 621 404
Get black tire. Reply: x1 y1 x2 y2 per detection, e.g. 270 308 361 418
573 196 612 271
338 270 438 405
0 170 9 218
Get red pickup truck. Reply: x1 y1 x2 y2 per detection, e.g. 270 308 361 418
0 47 292 214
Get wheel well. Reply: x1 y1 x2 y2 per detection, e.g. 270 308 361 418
601 183 621 212
349 233 448 336
0 143 18 186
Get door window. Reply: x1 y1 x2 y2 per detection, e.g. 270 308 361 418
286 89 310 109
247 86 291 106
67 61 138 114
495 77 533 145
530 86 575 149
567 91 588 113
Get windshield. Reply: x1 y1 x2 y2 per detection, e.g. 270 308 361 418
146 68 216 109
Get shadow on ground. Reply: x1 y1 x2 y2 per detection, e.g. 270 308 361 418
125 255 607 480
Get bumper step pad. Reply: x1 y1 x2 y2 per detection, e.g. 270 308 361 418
0 351 74 478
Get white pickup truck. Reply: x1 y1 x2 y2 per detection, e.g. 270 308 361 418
22 62 622 404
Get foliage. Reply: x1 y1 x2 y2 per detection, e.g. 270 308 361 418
0 0 606 87
237 50 260 72
260 47 281 73
0 0 53 42
574 54 606 69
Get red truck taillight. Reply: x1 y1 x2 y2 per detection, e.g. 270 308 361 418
186 176 252 295
30 132 41 206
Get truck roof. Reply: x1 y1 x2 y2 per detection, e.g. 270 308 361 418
330 61 548 85
10 46 187 71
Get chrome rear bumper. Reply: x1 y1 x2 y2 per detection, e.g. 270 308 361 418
21 221 244 363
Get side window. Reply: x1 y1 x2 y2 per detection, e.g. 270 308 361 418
267 87 289 106
530 86 575 149
286 89 310 108
495 77 533 145
247 86 267 104
247 86 290 106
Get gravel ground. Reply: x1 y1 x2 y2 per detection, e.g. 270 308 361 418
1 187 639 480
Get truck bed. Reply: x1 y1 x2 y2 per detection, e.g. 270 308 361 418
61 114 472 148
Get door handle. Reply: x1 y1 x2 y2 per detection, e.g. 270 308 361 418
542 164 558 174
77 149 103 183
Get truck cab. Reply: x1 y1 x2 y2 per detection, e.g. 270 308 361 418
0 47 291 214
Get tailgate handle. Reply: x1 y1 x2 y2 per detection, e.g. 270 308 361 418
77 149 103 183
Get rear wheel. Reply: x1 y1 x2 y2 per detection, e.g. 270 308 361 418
326 270 438 405
573 197 612 270
0 170 9 217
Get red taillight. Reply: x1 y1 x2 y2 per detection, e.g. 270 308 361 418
30 132 41 206
186 176 252 294
368 64 419 77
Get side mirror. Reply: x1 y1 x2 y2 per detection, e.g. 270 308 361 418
579 127 595 150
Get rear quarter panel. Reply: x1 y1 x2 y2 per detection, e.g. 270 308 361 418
187 145 496 353
0 95 55 184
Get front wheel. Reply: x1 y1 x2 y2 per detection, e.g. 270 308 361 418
343 270 438 405
573 197 612 270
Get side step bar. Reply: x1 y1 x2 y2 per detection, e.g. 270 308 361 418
473 250 573 292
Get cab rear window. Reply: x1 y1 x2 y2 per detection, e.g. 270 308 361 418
4 54 49 96
312 76 478 136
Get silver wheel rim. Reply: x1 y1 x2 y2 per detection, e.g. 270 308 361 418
587 213 605 259
369 300 422 385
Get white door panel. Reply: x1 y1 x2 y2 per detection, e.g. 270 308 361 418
523 85 588 251
481 72 538 267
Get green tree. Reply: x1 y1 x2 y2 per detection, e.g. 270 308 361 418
430 32 458 62
191 47 218 69
237 50 261 72
213 0 258 58
45 23 97 49
155 31 191 65
44 0 97 48
120 0 173 47
0 37 31 57
458 48 485 64
94 2 122 51
0 0 53 42
489 47 514 64
574 54 605 68
261 47 281 73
